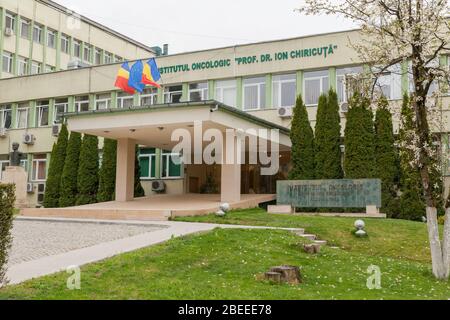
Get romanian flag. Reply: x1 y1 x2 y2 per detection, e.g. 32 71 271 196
114 62 136 94
128 60 145 93
142 58 162 88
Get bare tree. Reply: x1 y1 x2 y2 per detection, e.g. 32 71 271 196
298 0 450 280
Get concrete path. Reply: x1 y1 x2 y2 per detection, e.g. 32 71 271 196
6 216 304 285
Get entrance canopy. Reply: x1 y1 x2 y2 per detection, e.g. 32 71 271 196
65 100 291 151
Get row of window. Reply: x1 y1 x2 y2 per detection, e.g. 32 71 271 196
3 11 123 69
2 51 55 75
139 149 182 179
0 154 45 182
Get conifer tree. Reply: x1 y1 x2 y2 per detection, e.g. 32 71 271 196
59 131 82 207
398 94 426 220
97 139 117 202
134 146 145 197
344 93 376 179
289 95 315 180
43 124 68 208
76 134 99 205
314 89 343 179
374 96 400 217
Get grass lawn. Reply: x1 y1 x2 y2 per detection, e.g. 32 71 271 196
175 208 439 264
1 227 449 300
0 208 448 300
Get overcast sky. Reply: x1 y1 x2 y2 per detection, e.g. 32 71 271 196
55 0 357 54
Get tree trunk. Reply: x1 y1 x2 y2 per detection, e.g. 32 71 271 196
269 266 302 284
443 209 450 278
426 207 447 279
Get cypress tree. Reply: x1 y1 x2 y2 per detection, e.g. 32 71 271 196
76 134 99 205
59 131 82 207
344 93 376 179
374 96 400 217
398 94 426 221
289 95 315 180
314 89 343 179
43 124 68 208
134 146 145 197
97 139 117 202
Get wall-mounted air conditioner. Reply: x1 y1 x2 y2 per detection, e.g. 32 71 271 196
278 106 293 118
340 102 349 113
152 180 166 193
4 27 14 37
23 133 35 145
52 125 60 137
27 183 34 193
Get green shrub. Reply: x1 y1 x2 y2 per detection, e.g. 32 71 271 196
76 134 99 205
98 139 117 202
59 132 82 207
0 184 15 285
43 124 68 208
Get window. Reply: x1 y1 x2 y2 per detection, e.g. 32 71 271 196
2 51 13 73
215 79 237 107
272 74 296 108
36 101 49 127
408 60 439 97
61 34 69 54
84 44 92 62
45 65 55 73
5 12 16 32
104 52 113 64
33 23 43 44
336 66 364 103
32 154 47 182
373 64 402 100
16 104 29 128
17 56 28 76
95 93 111 110
73 40 81 58
164 85 183 103
94 49 102 65
161 151 182 178
54 99 68 123
0 105 12 129
75 96 90 112
31 61 41 75
189 82 208 102
243 76 266 110
303 70 329 106
139 149 157 179
140 88 158 106
47 29 56 48
114 56 123 63
117 92 134 108
0 160 10 181
20 18 30 39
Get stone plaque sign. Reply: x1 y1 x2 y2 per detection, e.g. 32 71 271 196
277 179 381 208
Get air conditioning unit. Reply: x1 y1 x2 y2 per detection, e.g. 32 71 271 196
52 125 60 137
67 59 89 69
340 102 349 113
4 27 14 37
152 180 166 193
0 128 7 138
23 133 35 145
27 183 34 193
278 106 293 118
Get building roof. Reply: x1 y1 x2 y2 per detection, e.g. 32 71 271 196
39 0 156 54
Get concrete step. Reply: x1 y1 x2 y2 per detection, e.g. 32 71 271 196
314 240 327 246
292 229 305 236
300 234 316 241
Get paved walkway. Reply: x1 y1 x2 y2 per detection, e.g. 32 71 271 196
6 217 304 285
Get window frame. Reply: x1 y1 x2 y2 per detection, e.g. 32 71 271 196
83 44 92 63
243 76 266 111
54 99 68 123
0 105 12 129
215 79 237 107
73 40 81 58
188 82 209 102
139 153 157 179
164 85 183 104
31 61 42 75
2 51 13 74
75 96 90 112
95 93 111 110
160 152 182 179
61 34 70 54
36 101 50 127
16 106 29 129
32 23 43 44
32 155 47 182
47 29 57 48
303 70 330 107
272 73 297 108
20 18 30 39
0 160 10 181
5 12 16 32
140 88 158 106
116 92 134 109
17 56 28 76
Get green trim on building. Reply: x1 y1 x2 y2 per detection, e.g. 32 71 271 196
10 103 17 129
42 25 48 71
401 60 409 94
236 77 243 110
265 74 272 109
13 14 20 76
55 31 61 70
133 92 140 106
89 94 95 111
46 153 51 176
27 153 33 181
48 98 55 125
296 71 303 97
157 88 164 104
29 101 37 128
111 91 118 108
329 67 336 90
0 7 4 78
155 148 162 179
208 80 215 100
182 83 189 102
27 21 35 75
68 96 75 113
